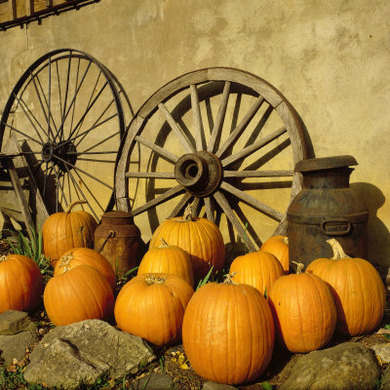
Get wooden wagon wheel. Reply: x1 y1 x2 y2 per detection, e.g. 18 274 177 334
0 49 128 221
115 67 314 252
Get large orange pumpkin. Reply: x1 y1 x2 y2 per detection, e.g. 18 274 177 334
149 205 225 280
138 239 194 287
44 265 114 326
114 273 194 346
42 200 97 266
54 247 116 292
261 235 289 273
268 262 337 353
182 277 275 385
229 250 284 295
306 238 386 336
0 254 44 313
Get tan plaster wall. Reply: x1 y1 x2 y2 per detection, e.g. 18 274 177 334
1 0 390 264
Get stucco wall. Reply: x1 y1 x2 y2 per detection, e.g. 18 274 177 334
1 0 389 265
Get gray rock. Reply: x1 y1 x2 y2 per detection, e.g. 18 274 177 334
135 372 174 389
0 328 39 365
0 310 36 335
202 381 238 389
371 343 390 365
23 319 156 389
279 342 381 390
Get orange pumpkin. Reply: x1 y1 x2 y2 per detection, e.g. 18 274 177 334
138 239 194 287
0 254 44 313
268 262 337 353
306 238 386 336
261 235 289 273
229 250 284 295
54 247 116 292
114 273 194 346
44 265 114 326
42 200 97 266
182 276 274 385
149 205 225 280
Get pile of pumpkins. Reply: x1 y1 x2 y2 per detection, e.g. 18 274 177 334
0 201 386 386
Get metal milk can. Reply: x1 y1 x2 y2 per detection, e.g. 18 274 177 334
287 155 368 267
94 211 144 277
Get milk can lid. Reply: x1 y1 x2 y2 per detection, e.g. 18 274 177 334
294 155 358 173
101 211 134 222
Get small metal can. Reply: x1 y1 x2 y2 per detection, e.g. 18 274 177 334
94 211 144 277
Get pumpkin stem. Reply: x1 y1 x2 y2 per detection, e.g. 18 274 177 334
223 272 238 285
58 253 74 272
292 260 305 274
327 238 350 260
158 238 169 248
183 203 196 221
0 255 7 263
65 199 87 214
145 274 167 285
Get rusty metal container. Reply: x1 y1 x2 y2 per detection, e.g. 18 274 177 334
287 155 368 267
94 211 144 277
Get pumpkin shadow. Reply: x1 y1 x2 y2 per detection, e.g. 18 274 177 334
351 182 390 266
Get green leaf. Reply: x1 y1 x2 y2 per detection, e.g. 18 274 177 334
196 266 214 290
261 382 273 390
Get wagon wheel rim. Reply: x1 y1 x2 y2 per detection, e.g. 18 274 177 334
115 67 314 252
0 48 127 221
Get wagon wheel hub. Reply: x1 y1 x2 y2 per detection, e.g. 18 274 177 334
174 151 222 197
41 141 77 172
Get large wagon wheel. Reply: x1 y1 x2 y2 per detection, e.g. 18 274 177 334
0 49 127 221
115 67 314 253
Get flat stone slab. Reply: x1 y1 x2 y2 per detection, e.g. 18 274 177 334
0 328 38 366
23 319 156 389
0 310 35 335
279 342 381 390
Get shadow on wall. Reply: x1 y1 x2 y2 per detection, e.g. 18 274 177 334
351 182 390 266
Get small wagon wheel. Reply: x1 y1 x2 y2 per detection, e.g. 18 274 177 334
0 49 127 221
115 67 314 252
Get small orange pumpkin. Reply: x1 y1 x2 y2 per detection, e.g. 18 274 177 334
268 262 337 353
229 250 284 295
138 239 194 287
261 235 289 273
149 205 225 280
54 247 116 292
44 265 114 326
114 273 194 346
306 238 386 336
42 200 97 266
182 276 275 385
0 254 44 313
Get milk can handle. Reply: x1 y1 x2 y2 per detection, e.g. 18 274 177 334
96 230 116 253
320 219 351 236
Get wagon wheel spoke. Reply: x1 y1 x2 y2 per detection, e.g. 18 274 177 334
158 103 194 153
212 190 257 252
208 81 231 153
221 126 287 168
216 95 264 159
168 192 193 218
204 196 215 222
131 185 185 216
0 49 127 219
224 169 293 178
134 135 179 163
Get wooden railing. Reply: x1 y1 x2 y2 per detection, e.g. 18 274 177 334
0 0 100 30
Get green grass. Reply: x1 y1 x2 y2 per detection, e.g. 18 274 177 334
3 226 52 276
